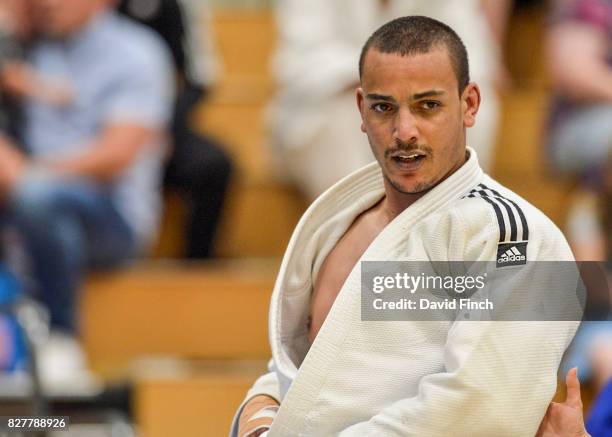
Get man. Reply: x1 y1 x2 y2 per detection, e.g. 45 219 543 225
0 0 35 141
0 0 173 388
270 0 509 200
118 0 233 259
233 16 582 436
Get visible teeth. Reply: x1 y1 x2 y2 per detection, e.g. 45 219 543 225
397 154 420 160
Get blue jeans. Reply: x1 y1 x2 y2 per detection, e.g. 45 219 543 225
1 177 136 332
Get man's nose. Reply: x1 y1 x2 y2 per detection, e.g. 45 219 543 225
393 108 419 144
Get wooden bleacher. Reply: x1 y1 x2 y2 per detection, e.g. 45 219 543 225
84 10 293 435
82 259 276 435
81 5 583 436
134 360 268 437
82 260 275 376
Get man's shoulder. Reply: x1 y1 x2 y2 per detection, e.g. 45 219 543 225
456 176 559 232
96 13 171 70
449 176 570 261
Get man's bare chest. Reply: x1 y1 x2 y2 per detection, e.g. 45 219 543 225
308 203 387 344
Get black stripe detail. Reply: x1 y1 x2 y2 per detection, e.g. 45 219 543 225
477 191 506 242
496 197 518 241
479 184 529 241
464 184 530 243
478 185 518 242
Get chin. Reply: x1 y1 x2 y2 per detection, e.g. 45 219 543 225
388 178 434 195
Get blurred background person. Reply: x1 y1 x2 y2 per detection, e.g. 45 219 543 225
118 0 233 259
269 0 512 200
546 0 612 263
0 0 174 393
0 0 36 143
546 3 612 433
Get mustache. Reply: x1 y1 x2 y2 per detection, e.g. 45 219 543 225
384 142 432 158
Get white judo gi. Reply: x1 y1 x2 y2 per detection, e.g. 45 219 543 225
231 149 578 437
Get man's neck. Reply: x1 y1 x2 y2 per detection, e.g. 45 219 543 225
379 185 425 224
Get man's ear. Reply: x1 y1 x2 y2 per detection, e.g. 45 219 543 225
356 87 367 133
462 82 481 128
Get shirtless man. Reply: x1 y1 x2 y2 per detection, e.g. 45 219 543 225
235 16 587 437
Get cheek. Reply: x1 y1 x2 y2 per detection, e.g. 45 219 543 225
428 112 461 142
367 128 392 156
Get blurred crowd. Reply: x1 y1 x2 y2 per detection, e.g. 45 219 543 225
546 0 612 434
0 0 609 433
0 0 232 394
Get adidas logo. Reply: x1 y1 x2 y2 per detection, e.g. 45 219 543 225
496 242 527 267
498 246 525 263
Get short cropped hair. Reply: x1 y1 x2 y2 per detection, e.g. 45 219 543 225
359 16 470 93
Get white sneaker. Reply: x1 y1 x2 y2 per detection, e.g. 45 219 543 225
35 331 103 397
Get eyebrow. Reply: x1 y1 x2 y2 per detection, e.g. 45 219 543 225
365 93 396 102
365 90 446 102
412 90 445 99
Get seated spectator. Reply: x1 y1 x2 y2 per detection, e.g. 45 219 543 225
547 0 612 403
0 0 173 392
0 0 35 141
546 0 612 263
119 0 233 259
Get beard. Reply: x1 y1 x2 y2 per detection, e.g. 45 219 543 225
384 173 437 195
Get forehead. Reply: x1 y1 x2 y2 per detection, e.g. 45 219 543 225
361 47 458 96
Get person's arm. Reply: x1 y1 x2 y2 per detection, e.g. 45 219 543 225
237 395 279 437
547 22 612 102
230 362 282 437
38 122 162 182
2 47 172 186
0 135 26 199
47 32 175 182
46 31 174 181
333 320 577 436
0 121 161 199
536 368 590 437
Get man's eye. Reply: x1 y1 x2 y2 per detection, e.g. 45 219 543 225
420 101 440 110
371 103 392 113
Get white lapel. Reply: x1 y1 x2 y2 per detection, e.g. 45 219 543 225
269 149 484 435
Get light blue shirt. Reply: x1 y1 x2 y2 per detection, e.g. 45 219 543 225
24 11 174 248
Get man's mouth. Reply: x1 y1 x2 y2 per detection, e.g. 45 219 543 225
389 150 427 170
392 153 424 162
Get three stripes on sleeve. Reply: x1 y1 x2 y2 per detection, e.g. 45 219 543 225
464 184 529 267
